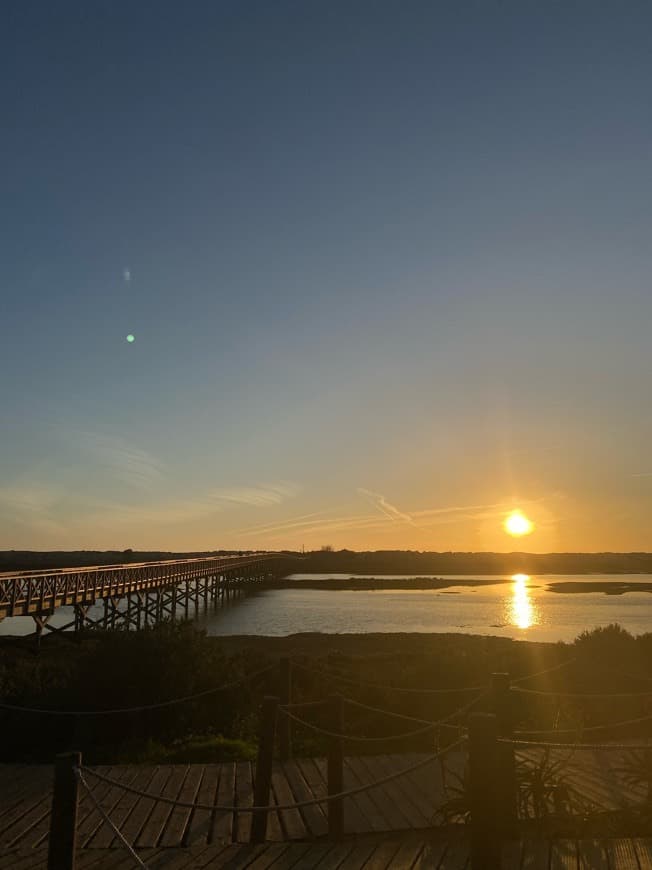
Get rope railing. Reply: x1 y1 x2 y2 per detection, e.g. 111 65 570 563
513 685 652 699
514 709 652 737
292 659 484 695
503 736 652 751
511 658 576 684
77 738 465 813
75 768 147 869
278 706 440 743
0 664 274 716
279 698 329 711
42 649 652 868
340 690 486 730
277 687 486 745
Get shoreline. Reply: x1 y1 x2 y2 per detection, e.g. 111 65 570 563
270 576 652 595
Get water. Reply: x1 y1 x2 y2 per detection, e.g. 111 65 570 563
3 573 652 643
197 573 652 643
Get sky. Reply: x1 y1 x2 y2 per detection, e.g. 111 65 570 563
1 1 651 553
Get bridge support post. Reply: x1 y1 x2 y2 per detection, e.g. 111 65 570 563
468 713 500 869
327 694 344 838
491 673 517 834
250 696 279 843
48 751 81 870
279 657 292 760
32 614 50 650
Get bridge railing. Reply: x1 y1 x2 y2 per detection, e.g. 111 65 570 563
0 553 289 619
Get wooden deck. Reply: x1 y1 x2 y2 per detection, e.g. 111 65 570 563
2 750 651 867
4 837 652 869
0 753 464 850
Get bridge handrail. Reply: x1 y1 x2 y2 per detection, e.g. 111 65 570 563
0 552 285 580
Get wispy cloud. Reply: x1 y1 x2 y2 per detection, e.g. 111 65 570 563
82 481 301 528
210 482 301 508
237 493 551 544
63 429 164 490
233 510 337 536
357 488 416 525
0 484 60 515
631 471 652 478
0 483 66 535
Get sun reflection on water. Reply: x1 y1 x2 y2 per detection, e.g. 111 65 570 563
508 573 538 629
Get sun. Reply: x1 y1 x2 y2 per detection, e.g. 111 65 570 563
504 510 534 537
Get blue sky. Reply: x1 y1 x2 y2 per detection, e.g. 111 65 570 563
2 1 651 552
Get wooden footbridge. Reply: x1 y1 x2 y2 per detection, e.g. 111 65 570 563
0 553 293 639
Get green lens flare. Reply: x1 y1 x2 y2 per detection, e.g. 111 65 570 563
126 334 135 343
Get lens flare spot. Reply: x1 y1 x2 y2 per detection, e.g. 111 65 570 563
126 334 135 343
504 510 533 537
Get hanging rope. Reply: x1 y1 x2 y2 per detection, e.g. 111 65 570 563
77 738 465 814
292 660 483 695
0 664 274 716
76 768 148 868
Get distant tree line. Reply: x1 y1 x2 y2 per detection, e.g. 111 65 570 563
300 549 652 575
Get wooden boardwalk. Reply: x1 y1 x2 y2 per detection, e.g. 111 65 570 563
2 749 646 851
0 753 464 850
2 750 650 867
4 837 652 869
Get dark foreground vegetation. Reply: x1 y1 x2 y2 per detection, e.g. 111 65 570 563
2 622 652 771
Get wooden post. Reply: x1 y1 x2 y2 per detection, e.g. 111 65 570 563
327 694 344 838
279 657 292 761
468 713 500 869
250 696 278 843
48 751 81 870
491 672 517 834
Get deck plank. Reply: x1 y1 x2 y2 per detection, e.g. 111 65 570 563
140 765 190 847
578 838 608 869
605 838 641 869
634 839 652 870
438 840 470 869
183 764 219 846
313 756 369 835
550 840 578 870
354 755 418 831
160 764 204 847
374 755 433 828
339 757 388 833
345 757 404 832
308 841 358 869
359 839 402 870
245 842 292 868
271 764 307 841
234 761 253 843
520 839 550 870
2 791 51 849
214 760 236 843
117 765 173 850
282 759 329 838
